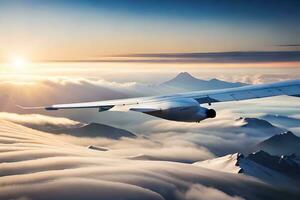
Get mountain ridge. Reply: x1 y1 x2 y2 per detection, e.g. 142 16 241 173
255 131 300 155
27 122 137 140
194 150 300 186
160 72 247 91
52 122 137 139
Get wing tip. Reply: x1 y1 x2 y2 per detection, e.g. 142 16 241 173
16 105 25 109
16 105 46 110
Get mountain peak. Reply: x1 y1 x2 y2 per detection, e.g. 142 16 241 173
175 72 195 80
208 78 219 82
193 153 244 174
256 131 300 156
237 117 276 129
54 122 137 139
247 150 300 177
279 131 296 137
267 131 298 141
160 72 247 92
194 150 300 184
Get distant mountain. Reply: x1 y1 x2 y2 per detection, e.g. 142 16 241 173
247 150 300 176
261 114 300 128
255 131 300 156
236 117 286 136
194 151 300 185
238 117 276 129
25 122 83 133
160 72 247 91
50 122 137 139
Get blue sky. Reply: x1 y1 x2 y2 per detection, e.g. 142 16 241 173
0 0 299 61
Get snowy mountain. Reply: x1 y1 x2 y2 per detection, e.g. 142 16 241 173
247 150 300 176
160 72 247 91
194 153 244 174
255 131 300 155
238 117 278 129
235 117 286 136
194 151 300 185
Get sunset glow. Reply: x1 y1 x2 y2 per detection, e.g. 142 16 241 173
9 56 28 70
0 1 299 200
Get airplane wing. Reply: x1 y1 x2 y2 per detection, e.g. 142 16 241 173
20 79 300 112
181 79 300 104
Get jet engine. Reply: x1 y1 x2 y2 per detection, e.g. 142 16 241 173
143 98 216 122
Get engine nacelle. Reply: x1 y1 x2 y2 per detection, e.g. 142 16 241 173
191 107 216 122
206 108 216 118
143 98 217 122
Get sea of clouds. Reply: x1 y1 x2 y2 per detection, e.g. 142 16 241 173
0 120 299 200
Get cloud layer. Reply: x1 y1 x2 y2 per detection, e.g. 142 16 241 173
0 112 214 163
107 51 300 63
0 120 299 200
0 112 79 127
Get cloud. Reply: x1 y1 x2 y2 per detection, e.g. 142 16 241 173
0 112 79 127
0 104 288 162
0 120 299 200
183 184 245 200
0 112 214 163
0 178 164 200
43 51 300 63
101 51 300 63
276 44 300 47
237 74 300 84
1 120 300 200
129 109 278 156
47 128 215 163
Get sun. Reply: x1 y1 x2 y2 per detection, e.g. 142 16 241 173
9 56 29 70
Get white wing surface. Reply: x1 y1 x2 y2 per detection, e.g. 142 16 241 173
20 79 300 112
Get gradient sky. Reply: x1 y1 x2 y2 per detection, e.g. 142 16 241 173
0 0 300 62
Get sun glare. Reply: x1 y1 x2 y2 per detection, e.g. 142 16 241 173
9 56 29 70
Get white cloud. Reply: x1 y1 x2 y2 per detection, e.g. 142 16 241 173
0 112 79 127
0 120 298 200
0 112 215 163
184 184 245 200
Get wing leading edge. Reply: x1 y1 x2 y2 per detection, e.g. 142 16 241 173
184 79 300 104
21 79 300 112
